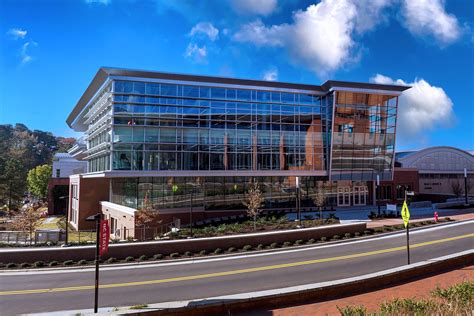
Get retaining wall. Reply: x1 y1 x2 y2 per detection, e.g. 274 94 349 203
0 223 365 263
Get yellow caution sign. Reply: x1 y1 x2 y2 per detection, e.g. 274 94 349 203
401 200 410 228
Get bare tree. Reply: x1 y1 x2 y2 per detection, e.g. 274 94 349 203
11 206 42 245
135 191 161 240
450 181 463 198
312 181 327 222
243 179 265 231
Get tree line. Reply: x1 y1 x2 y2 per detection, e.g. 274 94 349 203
0 123 75 210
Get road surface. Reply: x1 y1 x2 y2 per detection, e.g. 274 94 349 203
1 220 473 315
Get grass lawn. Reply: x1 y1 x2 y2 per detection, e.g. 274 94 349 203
37 216 96 243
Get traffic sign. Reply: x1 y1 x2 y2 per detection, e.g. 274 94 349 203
99 219 109 256
401 201 410 228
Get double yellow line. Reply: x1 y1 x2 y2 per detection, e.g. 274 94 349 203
1 233 472 296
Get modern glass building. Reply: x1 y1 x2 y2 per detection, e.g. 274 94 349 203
66 67 409 230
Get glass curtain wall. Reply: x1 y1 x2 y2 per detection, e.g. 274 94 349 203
111 176 338 211
330 91 397 181
111 80 326 172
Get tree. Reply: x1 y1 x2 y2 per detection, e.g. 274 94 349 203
450 181 463 198
243 179 265 231
312 181 327 221
27 164 52 200
0 158 27 210
11 206 42 245
135 191 160 240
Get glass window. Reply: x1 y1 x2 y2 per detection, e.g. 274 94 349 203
123 81 133 93
211 87 226 99
281 93 295 104
160 128 176 143
113 127 133 142
236 89 251 101
161 84 177 97
183 85 199 98
257 91 271 102
113 151 132 170
200 87 210 98
226 89 237 99
133 82 145 94
146 83 160 95
114 81 125 93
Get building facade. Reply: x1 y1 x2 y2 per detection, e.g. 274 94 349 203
66 68 408 231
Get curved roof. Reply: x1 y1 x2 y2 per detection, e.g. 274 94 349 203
397 146 474 172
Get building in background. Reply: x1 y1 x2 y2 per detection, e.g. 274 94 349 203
47 153 87 215
66 67 408 234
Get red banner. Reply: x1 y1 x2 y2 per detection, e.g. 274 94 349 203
99 219 109 256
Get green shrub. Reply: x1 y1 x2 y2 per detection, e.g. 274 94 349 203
337 305 368 316
242 245 252 251
344 233 352 238
256 244 264 250
354 232 360 237
199 250 207 256
48 261 58 267
445 217 452 221
227 247 236 252
364 230 373 235
379 298 437 315
107 257 117 263
63 260 74 266
308 238 315 244
6 263 17 268
78 259 88 265
431 280 473 313
138 255 148 261
0 262 5 268
320 236 327 242
332 235 341 240
214 248 223 254
283 241 292 247
153 254 163 260
33 261 45 268
184 251 193 257
130 304 148 310
374 227 384 233
20 262 30 268
170 252 180 258
124 256 134 262
270 242 278 249
295 239 303 245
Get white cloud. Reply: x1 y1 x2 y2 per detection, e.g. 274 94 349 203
371 74 455 141
231 0 277 16
190 22 219 41
353 0 394 33
263 68 278 81
20 40 38 64
85 0 111 4
234 0 362 76
7 28 27 40
401 0 461 44
184 43 207 63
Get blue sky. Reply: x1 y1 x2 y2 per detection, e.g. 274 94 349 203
0 0 473 151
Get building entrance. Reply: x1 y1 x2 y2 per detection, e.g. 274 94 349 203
337 186 368 207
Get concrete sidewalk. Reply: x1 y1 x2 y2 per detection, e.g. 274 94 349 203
367 212 474 228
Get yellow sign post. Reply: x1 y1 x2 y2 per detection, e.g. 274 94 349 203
401 200 411 264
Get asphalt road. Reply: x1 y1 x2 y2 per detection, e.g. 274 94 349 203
1 221 473 315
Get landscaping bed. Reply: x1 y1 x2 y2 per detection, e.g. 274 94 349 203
0 218 454 270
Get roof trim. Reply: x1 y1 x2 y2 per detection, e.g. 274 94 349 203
67 67 410 128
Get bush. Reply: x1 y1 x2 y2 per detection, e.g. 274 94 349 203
77 259 88 265
227 247 236 253
332 235 341 240
107 257 117 263
364 230 373 235
308 238 315 244
354 232 360 237
199 250 207 256
242 245 252 251
283 241 292 247
295 239 303 245
0 262 4 268
153 254 163 260
124 256 135 262
169 252 180 258
20 262 30 268
320 236 327 242
256 244 264 250
48 261 58 267
6 263 17 268
63 260 74 266
214 248 223 254
344 233 352 239
138 255 148 261
34 261 45 268
184 251 193 257
270 242 279 249
374 227 384 233
337 305 368 316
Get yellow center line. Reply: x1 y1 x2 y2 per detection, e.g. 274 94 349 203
1 233 472 296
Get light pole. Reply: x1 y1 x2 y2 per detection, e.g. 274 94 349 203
58 195 69 244
296 176 301 227
464 168 468 205
189 186 194 237
376 174 380 217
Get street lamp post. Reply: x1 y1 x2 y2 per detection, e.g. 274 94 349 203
58 195 69 244
376 175 380 217
464 168 468 205
189 188 193 237
296 176 301 227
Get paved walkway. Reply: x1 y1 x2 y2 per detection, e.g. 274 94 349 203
367 212 474 228
239 265 474 315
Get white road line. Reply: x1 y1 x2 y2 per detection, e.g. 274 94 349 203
2 220 472 276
